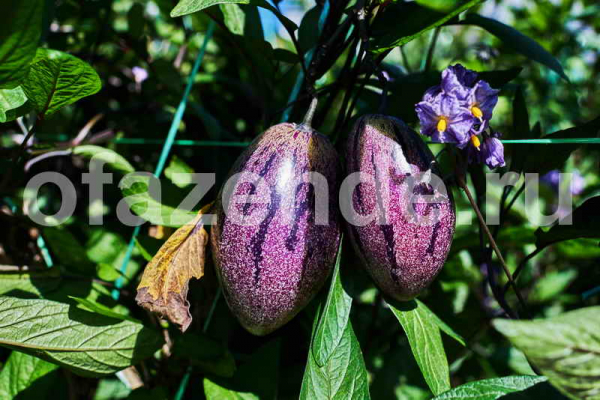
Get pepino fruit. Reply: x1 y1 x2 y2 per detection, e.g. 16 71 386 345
210 101 341 335
344 114 455 302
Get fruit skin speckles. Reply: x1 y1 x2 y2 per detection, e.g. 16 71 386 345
211 122 341 336
345 114 456 302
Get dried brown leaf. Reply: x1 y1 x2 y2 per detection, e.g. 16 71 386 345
136 204 211 331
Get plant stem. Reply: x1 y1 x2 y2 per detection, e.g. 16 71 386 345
456 173 530 316
502 246 545 294
423 27 441 72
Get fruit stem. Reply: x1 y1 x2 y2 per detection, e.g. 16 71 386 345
302 96 319 128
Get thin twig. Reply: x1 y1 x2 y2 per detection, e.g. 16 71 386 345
456 173 530 316
502 247 545 294
423 27 441 72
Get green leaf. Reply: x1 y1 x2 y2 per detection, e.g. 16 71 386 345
96 263 122 282
0 296 163 376
370 1 484 54
42 227 95 274
119 173 198 227
170 0 297 33
461 14 569 81
388 300 451 395
529 269 577 303
493 307 600 400
204 339 279 399
312 239 352 367
535 196 600 249
508 86 534 174
22 49 101 116
72 145 135 174
0 0 43 88
69 296 140 323
220 4 247 36
432 375 548 400
0 86 27 123
0 351 59 399
164 155 194 188
0 267 62 297
300 320 370 399
416 299 466 346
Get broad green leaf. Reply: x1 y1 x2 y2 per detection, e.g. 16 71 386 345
0 0 43 88
300 320 370 400
73 145 135 174
170 0 297 33
69 296 140 323
535 196 600 249
370 1 484 54
22 49 101 116
119 173 197 227
0 296 163 376
0 267 62 297
493 307 600 400
220 4 247 35
432 375 548 400
312 239 352 367
416 299 466 346
0 351 59 399
0 86 27 122
388 300 451 395
461 14 569 81
204 340 280 399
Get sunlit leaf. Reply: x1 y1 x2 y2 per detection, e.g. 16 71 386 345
22 49 101 116
136 204 211 331
0 86 27 123
300 319 370 399
388 300 451 395
494 307 600 399
432 375 548 400
73 145 135 174
0 296 162 376
311 239 352 367
0 351 59 399
170 0 297 33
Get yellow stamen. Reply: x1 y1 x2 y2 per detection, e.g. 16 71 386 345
471 134 481 150
471 105 483 120
436 118 447 133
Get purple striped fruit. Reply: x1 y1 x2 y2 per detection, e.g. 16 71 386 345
344 114 455 302
210 121 341 335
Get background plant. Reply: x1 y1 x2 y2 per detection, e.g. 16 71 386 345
1 0 599 399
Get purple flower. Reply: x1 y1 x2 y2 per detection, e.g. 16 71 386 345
416 93 476 147
466 80 499 121
541 169 585 195
441 64 479 100
468 132 505 169
132 66 148 83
